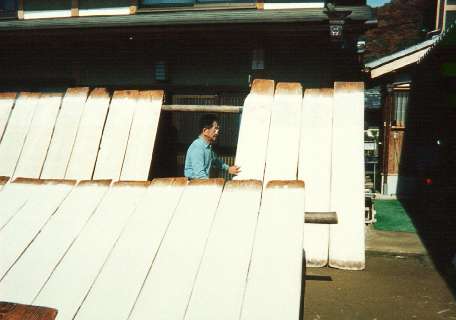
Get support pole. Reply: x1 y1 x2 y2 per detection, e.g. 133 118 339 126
304 212 338 224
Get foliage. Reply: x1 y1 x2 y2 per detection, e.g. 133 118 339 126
365 0 437 62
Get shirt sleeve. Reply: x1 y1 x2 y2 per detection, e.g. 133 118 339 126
212 150 229 171
188 145 209 179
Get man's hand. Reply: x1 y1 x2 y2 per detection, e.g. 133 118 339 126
228 165 241 175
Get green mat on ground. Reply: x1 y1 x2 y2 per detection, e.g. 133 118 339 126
374 200 417 233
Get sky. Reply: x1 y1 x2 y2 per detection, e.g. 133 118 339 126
367 0 391 7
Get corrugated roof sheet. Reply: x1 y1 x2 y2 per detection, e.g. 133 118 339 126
0 6 374 31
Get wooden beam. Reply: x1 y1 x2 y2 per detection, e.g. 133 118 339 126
17 0 24 20
0 301 57 320
130 0 138 14
71 0 79 17
162 104 242 113
370 48 431 78
256 0 264 10
304 212 338 224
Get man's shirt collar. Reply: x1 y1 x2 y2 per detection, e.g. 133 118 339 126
198 136 211 148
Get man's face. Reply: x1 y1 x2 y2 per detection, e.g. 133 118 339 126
202 121 220 144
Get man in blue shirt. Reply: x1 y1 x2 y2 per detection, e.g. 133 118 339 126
184 114 240 179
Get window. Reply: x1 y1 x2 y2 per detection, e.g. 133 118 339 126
140 0 254 8
141 0 195 7
446 11 456 29
0 0 17 18
393 90 408 127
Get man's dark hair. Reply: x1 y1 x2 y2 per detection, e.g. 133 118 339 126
199 114 219 132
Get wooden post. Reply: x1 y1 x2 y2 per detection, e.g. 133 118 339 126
17 0 24 20
71 0 79 17
161 104 242 113
382 85 393 182
130 0 138 14
256 0 264 10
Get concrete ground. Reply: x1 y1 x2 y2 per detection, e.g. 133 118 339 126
302 227 456 320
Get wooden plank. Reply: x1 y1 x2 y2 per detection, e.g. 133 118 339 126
120 90 163 181
0 180 110 305
74 178 187 320
130 0 138 14
65 88 110 180
162 104 241 113
298 88 333 267
0 92 40 177
185 180 262 320
14 93 63 179
0 180 75 280
0 179 41 230
78 7 131 17
240 181 305 320
305 212 338 224
33 182 147 320
263 82 303 186
0 92 16 142
0 302 57 320
129 179 224 320
370 48 431 79
234 79 274 181
71 0 79 17
0 176 8 191
329 82 365 270
17 0 24 19
387 129 404 174
93 90 138 180
41 88 89 179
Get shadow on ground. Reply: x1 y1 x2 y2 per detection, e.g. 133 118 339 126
302 253 456 320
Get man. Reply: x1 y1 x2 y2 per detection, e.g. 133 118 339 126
184 114 240 179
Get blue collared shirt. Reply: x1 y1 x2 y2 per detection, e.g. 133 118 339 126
184 137 229 179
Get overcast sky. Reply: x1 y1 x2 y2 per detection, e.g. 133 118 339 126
367 0 391 7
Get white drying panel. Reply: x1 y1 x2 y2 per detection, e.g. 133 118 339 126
41 88 90 179
234 80 274 181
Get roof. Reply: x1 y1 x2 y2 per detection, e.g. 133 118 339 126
365 38 438 79
0 6 374 31
418 22 456 65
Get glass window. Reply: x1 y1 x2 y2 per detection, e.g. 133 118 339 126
0 0 17 17
446 11 456 30
79 0 130 9
393 90 409 127
24 0 72 11
141 0 195 6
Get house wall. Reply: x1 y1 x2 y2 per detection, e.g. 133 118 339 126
0 29 362 90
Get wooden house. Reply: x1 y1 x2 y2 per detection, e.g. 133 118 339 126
365 1 455 196
0 0 373 177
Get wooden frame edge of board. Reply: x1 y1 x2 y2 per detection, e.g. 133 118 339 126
71 0 79 17
0 176 10 185
256 0 264 10
17 0 24 19
130 0 138 14
266 180 305 189
0 302 58 320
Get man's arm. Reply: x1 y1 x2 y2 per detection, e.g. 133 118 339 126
212 151 240 175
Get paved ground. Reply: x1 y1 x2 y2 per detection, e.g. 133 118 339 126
302 227 456 319
302 253 456 320
366 225 427 255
